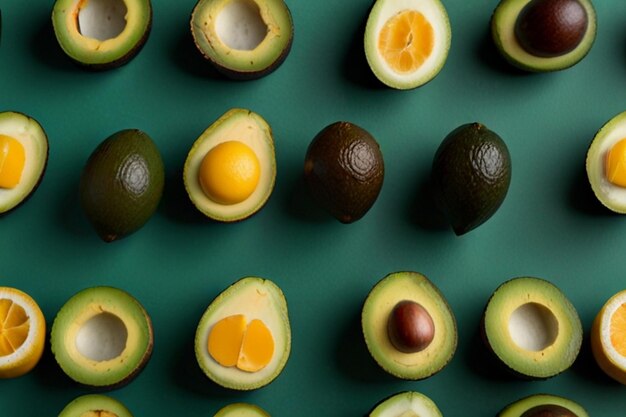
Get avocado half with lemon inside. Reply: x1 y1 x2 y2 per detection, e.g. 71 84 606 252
58 394 134 417
50 286 153 388
52 0 152 69
482 277 582 379
195 277 291 390
497 394 588 417
586 111 626 213
191 0 293 79
0 111 49 215
184 108 276 222
491 0 596 72
361 272 457 380
368 391 443 417
364 0 451 89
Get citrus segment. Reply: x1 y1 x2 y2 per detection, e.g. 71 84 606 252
591 290 626 384
606 138 626 188
378 10 434 74
610 303 626 356
0 287 46 378
208 314 247 367
238 318 274 372
0 134 26 189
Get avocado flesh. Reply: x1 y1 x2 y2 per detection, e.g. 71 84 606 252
369 391 442 417
79 129 164 242
491 0 596 72
52 0 152 68
50 287 153 388
482 277 582 379
304 121 384 223
498 394 588 417
191 0 293 79
0 111 49 214
214 403 271 417
361 272 457 380
431 123 511 235
59 394 133 417
195 277 290 390
183 108 276 222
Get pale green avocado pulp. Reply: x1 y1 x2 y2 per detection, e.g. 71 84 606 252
214 403 271 417
183 108 276 222
361 272 457 380
482 277 582 379
50 287 153 388
491 0 596 72
195 277 290 390
52 0 152 67
497 393 588 417
58 394 134 417
190 0 293 78
0 111 48 214
369 391 442 417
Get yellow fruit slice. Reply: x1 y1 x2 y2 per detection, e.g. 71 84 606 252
378 10 434 74
0 287 46 378
591 290 626 384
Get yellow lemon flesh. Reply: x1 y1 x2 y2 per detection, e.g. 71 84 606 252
0 135 26 189
378 10 434 74
0 287 46 378
605 138 626 188
591 290 626 384
198 141 261 205
208 314 274 373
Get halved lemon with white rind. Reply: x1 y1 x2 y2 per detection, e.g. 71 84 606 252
591 289 626 384
0 287 46 378
364 0 451 90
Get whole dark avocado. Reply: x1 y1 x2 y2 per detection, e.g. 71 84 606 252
304 121 384 223
79 129 164 242
431 123 511 235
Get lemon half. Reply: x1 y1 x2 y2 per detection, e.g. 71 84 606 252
591 289 626 384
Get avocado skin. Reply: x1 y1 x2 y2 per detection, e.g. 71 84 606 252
79 129 164 242
431 123 511 235
304 121 384 223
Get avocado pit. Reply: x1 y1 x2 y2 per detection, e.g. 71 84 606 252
520 404 577 417
515 0 588 57
76 313 128 362
216 0 268 50
387 300 435 353
508 302 559 351
77 0 128 41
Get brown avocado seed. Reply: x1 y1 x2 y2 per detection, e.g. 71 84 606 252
520 404 578 417
515 0 588 57
387 300 435 353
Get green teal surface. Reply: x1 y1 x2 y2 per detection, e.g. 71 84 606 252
1 0 626 415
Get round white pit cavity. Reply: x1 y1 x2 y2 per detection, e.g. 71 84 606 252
215 0 268 50
76 313 128 361
78 0 128 41
508 303 559 351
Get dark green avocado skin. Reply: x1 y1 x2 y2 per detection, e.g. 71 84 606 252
431 123 511 235
304 121 384 223
79 129 164 242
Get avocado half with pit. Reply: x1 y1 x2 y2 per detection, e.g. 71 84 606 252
482 277 582 379
195 277 290 390
190 0 293 79
52 0 152 69
50 286 153 388
491 0 596 72
497 393 588 417
183 108 276 222
0 111 49 215
364 0 451 89
361 272 457 380
368 391 442 417
58 394 134 417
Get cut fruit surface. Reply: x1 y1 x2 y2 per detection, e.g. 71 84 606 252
591 290 626 384
0 287 46 378
378 11 434 74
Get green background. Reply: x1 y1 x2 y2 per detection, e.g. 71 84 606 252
2 0 626 415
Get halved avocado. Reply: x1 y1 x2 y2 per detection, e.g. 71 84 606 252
369 391 442 417
361 272 457 380
52 0 152 69
195 277 290 390
497 394 588 417
214 403 270 417
491 0 596 72
0 111 49 215
190 0 293 79
183 108 276 222
58 394 133 417
50 286 153 388
482 277 582 379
